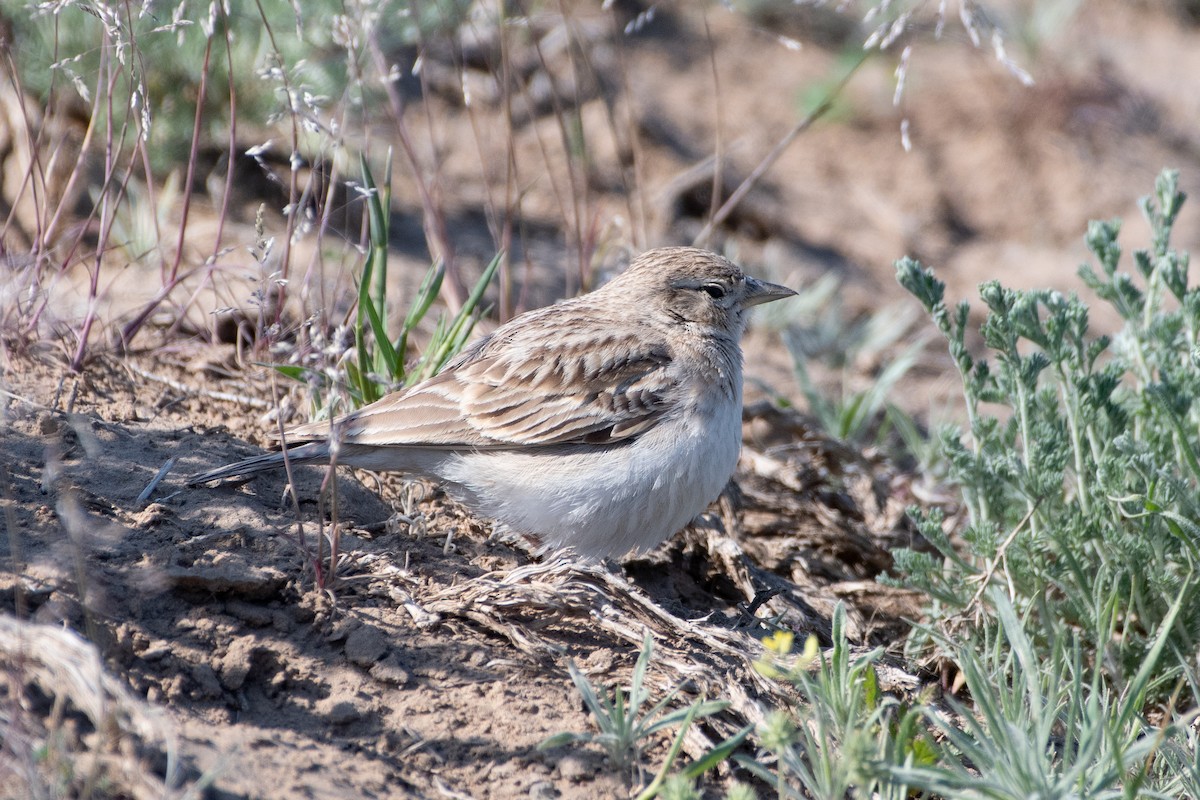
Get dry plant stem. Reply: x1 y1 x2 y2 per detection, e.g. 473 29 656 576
23 36 109 337
164 7 241 346
0 66 37 248
0 50 51 251
272 373 312 571
211 9 238 268
163 269 217 345
301 45 358 320
411 27 456 276
433 777 474 800
135 457 178 506
692 51 869 248
72 32 126 368
497 12 518 322
567 8 643 252
459 10 517 321
136 140 163 259
964 501 1039 618
548 0 592 290
72 38 142 372
123 363 272 409
602 6 648 248
316 473 328 587
367 34 464 312
416 558 792 763
7 2 102 260
301 149 346 318
118 33 215 350
253 0 299 324
111 262 208 351
485 16 589 301
494 13 579 291
702 8 724 227
318 463 341 590
36 83 97 250
514 66 574 293
124 9 165 258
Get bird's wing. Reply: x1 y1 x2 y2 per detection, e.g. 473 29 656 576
287 317 678 450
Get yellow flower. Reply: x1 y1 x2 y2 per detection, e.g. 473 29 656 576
762 630 794 656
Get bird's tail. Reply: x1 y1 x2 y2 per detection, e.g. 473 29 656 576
187 441 332 485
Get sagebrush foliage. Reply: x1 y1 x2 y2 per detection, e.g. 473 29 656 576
892 170 1200 682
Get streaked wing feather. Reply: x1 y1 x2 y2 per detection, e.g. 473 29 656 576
287 320 677 450
287 374 495 448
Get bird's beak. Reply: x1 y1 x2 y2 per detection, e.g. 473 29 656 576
742 276 798 307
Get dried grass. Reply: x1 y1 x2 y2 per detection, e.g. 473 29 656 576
0 615 185 800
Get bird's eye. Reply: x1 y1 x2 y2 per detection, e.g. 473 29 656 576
701 283 726 299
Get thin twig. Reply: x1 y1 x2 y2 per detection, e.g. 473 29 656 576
692 51 869 248
366 33 463 311
965 500 1040 614
702 7 725 228
272 370 311 579
116 29 212 350
124 363 272 409
135 456 177 505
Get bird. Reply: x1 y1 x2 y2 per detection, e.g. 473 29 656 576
189 247 795 559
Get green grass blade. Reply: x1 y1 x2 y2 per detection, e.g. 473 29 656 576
566 660 607 726
634 700 702 800
630 633 653 720
644 699 726 736
396 260 445 360
271 364 309 382
355 157 400 383
428 251 501 376
360 153 391 318
681 724 751 780
352 316 375 404
1115 583 1188 734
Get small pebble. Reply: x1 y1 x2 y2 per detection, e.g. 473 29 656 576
323 699 361 725
556 754 591 781
344 625 388 666
528 780 560 799
190 663 224 699
369 655 410 687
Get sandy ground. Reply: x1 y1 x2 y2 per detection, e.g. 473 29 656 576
4 0 1200 797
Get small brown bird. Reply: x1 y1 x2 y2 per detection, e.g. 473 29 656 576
190 247 795 558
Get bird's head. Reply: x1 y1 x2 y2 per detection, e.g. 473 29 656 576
613 247 796 337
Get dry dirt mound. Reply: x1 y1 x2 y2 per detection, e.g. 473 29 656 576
1 347 923 798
